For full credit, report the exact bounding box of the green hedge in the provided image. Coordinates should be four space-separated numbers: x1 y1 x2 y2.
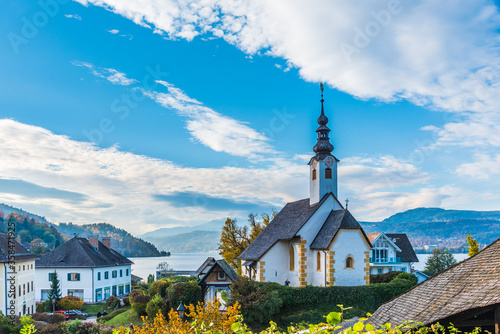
96 308 128 323
229 277 415 326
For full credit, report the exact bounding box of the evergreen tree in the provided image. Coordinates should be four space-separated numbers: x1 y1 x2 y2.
466 233 479 257
423 248 457 276
47 271 61 301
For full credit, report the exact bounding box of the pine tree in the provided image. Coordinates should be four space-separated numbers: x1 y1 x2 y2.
423 248 457 276
47 271 61 301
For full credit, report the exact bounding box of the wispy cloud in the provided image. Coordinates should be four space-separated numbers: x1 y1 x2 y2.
65 14 82 21
107 29 119 34
72 61 138 86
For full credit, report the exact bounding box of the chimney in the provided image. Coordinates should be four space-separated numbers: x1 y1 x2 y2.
101 237 111 249
88 235 99 249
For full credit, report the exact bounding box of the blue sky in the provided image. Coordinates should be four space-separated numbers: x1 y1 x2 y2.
2 0 500 234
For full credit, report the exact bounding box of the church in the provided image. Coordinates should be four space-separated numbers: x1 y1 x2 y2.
239 86 372 287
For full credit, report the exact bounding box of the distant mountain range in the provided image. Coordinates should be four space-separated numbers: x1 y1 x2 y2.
0 203 52 226
141 208 500 253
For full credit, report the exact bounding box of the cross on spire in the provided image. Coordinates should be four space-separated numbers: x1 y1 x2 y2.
345 198 349 210
313 82 334 159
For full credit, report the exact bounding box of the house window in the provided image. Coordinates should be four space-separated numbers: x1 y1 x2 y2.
104 287 110 299
23 265 25 271
126 269 129 276
27 283 29 293
23 284 25 296
325 168 332 179
289 245 295 271
120 269 123 277
18 285 21 296
125 283 130 294
112 270 117 278
316 252 321 271
105 271 109 279
31 281 33 291
218 272 226 281
48 273 56 281
95 288 102 301
31 264 33 269
377 268 382 274
312 169 317 180
68 289 84 299
345 256 354 269
112 285 117 296
67 273 80 281
41 289 50 301
98 272 101 280
118 284 124 295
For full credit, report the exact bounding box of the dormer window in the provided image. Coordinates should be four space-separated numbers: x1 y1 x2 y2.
312 169 317 180
325 168 332 179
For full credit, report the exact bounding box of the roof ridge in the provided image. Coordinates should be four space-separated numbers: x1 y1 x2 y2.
75 238 102 267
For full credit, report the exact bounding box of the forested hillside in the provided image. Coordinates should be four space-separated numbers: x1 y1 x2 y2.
0 211 65 256
57 222 167 257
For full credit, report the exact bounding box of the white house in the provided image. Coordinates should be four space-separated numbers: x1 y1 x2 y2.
0 232 37 316
366 232 418 275
36 236 133 303
239 87 372 287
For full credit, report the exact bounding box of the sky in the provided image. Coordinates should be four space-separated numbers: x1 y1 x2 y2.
2 0 500 235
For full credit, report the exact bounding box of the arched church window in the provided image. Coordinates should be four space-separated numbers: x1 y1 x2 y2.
316 252 321 271
345 255 354 269
325 168 332 179
312 169 317 180
289 245 295 271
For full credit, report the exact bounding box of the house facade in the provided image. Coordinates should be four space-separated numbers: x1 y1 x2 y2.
0 232 37 316
196 257 238 310
239 87 372 287
367 233 418 275
36 236 133 303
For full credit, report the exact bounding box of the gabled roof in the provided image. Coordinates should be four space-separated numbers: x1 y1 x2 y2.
310 209 371 249
239 195 331 261
386 233 418 262
367 232 402 252
0 232 37 263
36 237 133 268
197 258 239 284
369 238 500 327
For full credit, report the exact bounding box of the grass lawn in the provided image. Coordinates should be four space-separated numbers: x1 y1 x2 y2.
80 303 108 315
105 308 143 327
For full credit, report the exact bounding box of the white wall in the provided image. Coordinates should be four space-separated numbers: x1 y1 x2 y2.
310 159 338 205
260 240 294 285
36 265 131 303
331 230 370 286
1 260 36 316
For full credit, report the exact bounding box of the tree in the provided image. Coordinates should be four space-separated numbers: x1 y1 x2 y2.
218 212 276 275
58 295 83 310
466 233 479 257
47 271 61 301
423 248 457 276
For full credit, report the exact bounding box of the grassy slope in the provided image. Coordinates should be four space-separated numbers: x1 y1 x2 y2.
105 308 143 327
80 304 108 315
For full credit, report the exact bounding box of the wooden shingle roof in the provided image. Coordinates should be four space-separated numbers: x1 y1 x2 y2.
36 237 133 268
369 238 500 326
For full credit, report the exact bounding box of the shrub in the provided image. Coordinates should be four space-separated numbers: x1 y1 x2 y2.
369 271 402 284
63 321 102 334
393 272 418 286
131 294 151 316
96 308 128 323
106 295 120 310
167 281 201 310
168 276 194 284
58 295 83 311
123 297 130 306
146 294 169 319
32 313 66 324
282 310 325 325
36 302 45 313
129 290 144 303
150 279 171 298
35 323 60 334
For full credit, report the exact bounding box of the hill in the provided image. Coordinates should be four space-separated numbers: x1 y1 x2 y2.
361 207 500 252
145 230 220 253
140 219 225 239
56 222 167 257
0 203 52 226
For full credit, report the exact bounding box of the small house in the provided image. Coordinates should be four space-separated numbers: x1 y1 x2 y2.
196 257 238 309
367 233 418 275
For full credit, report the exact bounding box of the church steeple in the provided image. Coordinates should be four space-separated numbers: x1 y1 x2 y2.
313 83 334 159
309 83 339 205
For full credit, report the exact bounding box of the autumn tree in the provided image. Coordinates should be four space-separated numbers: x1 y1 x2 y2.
219 212 276 275
466 233 479 257
58 295 83 310
423 248 457 276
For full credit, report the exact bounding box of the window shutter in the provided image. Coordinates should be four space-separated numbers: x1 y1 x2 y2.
77 273 80 281
67 273 71 281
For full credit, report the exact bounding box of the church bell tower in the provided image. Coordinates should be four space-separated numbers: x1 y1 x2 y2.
309 83 339 205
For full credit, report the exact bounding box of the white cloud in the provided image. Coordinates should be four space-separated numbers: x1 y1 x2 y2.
65 14 82 20
72 61 138 86
108 29 120 34
456 153 500 179
74 0 500 114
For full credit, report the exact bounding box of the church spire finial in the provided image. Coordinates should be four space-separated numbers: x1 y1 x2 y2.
313 83 334 158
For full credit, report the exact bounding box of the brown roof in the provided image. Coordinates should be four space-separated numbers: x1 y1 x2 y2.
0 232 37 263
369 237 500 326
366 233 382 243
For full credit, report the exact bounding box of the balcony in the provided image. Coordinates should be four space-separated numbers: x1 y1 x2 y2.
370 257 402 264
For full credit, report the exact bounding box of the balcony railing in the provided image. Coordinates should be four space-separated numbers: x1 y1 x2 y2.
370 257 402 264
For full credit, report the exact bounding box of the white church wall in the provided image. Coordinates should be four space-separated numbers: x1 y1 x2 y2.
309 250 328 286
331 230 370 286
260 240 298 286
310 160 338 205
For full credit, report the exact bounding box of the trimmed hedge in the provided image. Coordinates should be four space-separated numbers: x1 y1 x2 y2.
229 277 415 325
370 271 403 284
32 313 66 324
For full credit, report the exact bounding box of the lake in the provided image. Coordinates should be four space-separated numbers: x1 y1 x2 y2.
128 253 221 280
128 252 468 280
